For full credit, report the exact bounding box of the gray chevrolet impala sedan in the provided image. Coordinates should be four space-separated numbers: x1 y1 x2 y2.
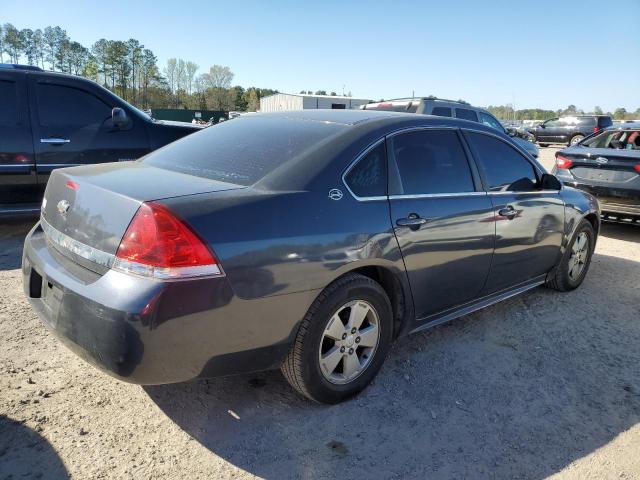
22 110 600 403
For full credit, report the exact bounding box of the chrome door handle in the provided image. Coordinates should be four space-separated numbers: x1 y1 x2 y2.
40 138 70 145
498 206 518 219
396 214 428 228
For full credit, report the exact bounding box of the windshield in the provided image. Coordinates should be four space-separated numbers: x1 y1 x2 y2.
143 115 344 185
582 129 640 150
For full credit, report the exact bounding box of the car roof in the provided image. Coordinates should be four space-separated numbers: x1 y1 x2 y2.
249 110 500 132
559 115 611 119
607 122 640 130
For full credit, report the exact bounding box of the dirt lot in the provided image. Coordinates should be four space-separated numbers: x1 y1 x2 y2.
1 147 639 479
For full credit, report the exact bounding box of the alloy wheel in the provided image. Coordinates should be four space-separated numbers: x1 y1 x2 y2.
568 232 589 281
318 300 380 384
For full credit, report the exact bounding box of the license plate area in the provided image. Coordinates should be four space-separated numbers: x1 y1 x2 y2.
39 273 63 324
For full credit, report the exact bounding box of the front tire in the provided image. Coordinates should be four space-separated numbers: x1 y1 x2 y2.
546 219 595 291
538 142 549 148
281 273 393 404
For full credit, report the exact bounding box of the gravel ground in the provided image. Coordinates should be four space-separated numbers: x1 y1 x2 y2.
1 147 639 479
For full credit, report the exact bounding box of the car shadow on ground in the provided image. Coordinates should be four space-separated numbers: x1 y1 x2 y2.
599 221 640 242
0 218 36 271
146 250 640 479
0 415 69 479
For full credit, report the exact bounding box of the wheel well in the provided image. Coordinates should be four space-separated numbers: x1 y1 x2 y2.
584 212 600 237
349 266 407 338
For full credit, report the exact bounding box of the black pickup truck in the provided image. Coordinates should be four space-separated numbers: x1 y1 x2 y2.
0 64 201 215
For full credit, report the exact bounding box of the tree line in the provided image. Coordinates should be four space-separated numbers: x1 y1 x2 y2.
2 23 636 118
0 23 279 111
487 104 640 121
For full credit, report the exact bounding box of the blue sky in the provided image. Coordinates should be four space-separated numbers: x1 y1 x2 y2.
3 0 639 111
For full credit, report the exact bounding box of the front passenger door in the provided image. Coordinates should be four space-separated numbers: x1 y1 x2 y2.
464 131 564 293
28 77 150 194
388 129 495 320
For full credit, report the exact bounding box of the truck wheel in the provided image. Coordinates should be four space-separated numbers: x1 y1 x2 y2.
569 134 584 146
281 273 393 404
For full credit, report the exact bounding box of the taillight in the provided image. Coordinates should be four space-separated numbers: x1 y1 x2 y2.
555 154 573 169
634 165 640 173
114 202 223 279
593 127 599 134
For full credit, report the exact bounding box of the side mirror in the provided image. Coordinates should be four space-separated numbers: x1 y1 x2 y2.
539 123 546 128
541 173 562 190
112 107 128 128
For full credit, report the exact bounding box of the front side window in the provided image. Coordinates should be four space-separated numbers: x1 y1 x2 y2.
456 108 478 122
389 130 475 195
543 118 562 128
466 132 538 192
431 107 452 117
479 112 504 132
36 83 112 127
344 143 386 197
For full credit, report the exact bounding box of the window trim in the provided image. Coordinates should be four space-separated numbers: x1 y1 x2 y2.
342 125 557 202
341 138 388 201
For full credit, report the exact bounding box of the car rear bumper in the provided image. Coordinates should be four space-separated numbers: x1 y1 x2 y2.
557 178 640 223
22 222 314 384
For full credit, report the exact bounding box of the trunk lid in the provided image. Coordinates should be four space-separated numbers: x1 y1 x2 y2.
42 162 244 256
560 147 640 184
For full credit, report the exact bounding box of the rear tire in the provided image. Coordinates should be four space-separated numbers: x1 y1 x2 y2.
546 219 595 292
281 273 393 404
538 142 549 148
569 134 584 146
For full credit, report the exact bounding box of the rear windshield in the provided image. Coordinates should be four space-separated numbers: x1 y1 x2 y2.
144 116 344 185
582 129 640 149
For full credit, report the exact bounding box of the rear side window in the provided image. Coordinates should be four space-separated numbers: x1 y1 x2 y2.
466 132 538 192
145 116 344 186
344 143 386 198
431 107 452 117
36 84 112 126
389 130 475 195
455 108 478 122
0 80 18 125
598 117 613 128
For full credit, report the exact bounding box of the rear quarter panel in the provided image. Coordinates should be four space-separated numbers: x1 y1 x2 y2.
162 187 405 300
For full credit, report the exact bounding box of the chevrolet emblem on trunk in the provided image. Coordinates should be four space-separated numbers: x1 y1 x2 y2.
57 199 70 214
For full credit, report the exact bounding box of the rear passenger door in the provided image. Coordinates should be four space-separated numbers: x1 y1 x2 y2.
387 128 495 320
0 71 37 206
464 131 564 292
